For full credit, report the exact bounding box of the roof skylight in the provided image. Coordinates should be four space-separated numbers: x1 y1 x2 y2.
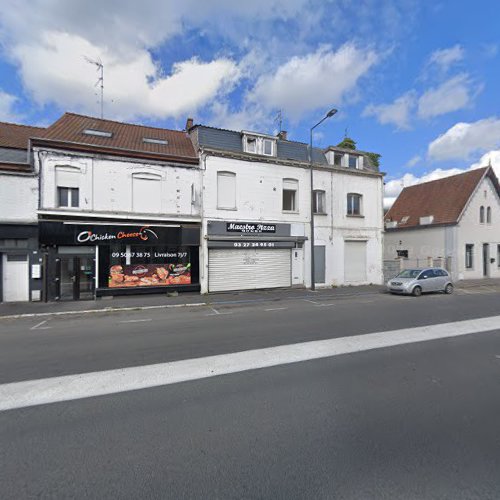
83 129 113 138
143 137 168 145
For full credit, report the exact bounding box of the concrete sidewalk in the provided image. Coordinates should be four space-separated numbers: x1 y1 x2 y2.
0 285 385 319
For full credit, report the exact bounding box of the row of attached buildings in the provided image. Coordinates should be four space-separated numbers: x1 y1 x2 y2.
0 113 384 302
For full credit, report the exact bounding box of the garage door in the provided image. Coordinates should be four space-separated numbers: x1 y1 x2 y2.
344 241 367 283
2 254 29 302
209 249 291 292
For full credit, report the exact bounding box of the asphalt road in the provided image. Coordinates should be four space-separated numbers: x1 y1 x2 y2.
1 328 500 499
0 288 500 383
1 289 500 498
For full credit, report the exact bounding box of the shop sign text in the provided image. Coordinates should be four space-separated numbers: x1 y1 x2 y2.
226 222 276 234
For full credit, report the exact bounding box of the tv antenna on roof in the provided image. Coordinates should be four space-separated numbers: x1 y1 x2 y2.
274 109 284 132
84 56 104 119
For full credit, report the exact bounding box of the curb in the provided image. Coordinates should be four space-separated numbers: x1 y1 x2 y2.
0 302 209 320
0 289 386 320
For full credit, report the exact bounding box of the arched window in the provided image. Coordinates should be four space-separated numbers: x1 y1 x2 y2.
217 171 236 209
487 206 492 224
480 206 485 223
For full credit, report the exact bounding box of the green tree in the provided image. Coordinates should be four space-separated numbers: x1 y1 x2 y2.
336 137 357 150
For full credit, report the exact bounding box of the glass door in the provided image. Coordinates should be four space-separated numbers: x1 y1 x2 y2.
58 256 95 300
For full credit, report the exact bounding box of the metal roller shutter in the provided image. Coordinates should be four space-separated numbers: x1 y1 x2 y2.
209 249 291 292
344 241 367 283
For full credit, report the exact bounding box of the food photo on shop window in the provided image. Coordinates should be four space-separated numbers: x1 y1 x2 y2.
107 244 192 288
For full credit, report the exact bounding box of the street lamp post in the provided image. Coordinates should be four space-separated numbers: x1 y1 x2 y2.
309 108 337 291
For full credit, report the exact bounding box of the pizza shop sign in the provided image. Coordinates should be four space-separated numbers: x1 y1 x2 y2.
76 226 159 244
226 222 276 234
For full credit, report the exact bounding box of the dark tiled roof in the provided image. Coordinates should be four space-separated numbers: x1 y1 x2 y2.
0 122 45 149
385 167 498 229
39 113 198 162
193 125 379 172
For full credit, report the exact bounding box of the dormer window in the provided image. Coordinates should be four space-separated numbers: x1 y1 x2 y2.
83 129 113 138
242 133 276 156
263 139 273 156
334 152 343 166
143 137 168 145
401 216 410 224
246 137 257 153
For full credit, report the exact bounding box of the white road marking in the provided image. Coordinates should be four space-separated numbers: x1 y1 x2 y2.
314 303 336 307
206 307 232 316
30 320 51 331
303 299 319 304
265 307 288 311
119 319 152 324
1 315 500 412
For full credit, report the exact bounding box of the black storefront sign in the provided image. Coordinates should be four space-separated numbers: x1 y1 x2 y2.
39 222 196 246
226 222 276 234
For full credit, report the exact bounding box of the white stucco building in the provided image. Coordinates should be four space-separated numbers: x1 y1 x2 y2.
384 167 500 280
189 124 384 293
33 113 202 301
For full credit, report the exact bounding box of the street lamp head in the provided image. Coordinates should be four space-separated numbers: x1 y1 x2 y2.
326 108 338 118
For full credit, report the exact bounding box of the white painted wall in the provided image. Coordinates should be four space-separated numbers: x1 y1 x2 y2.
384 175 500 280
456 175 500 279
36 149 201 219
0 173 38 223
199 154 384 292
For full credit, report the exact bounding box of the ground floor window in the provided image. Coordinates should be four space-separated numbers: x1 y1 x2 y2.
103 244 193 288
465 244 474 269
497 244 500 268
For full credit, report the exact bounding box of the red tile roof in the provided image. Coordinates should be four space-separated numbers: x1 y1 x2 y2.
385 167 499 229
0 122 45 150
37 113 198 163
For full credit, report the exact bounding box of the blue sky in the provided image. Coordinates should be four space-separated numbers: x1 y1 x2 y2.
0 0 499 204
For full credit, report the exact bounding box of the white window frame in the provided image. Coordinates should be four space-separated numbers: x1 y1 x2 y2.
217 171 237 210
242 134 276 157
347 193 363 216
313 190 326 214
57 186 80 208
262 138 274 156
283 178 298 213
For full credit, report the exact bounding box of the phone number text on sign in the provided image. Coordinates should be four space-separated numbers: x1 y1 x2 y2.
233 242 275 248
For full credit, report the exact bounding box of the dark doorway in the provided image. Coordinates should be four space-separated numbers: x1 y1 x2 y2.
57 256 95 300
483 243 489 277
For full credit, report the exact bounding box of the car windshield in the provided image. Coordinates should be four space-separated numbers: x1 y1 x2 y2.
396 269 421 278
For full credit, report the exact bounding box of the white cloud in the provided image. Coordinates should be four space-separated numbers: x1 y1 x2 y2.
427 45 464 72
428 117 500 160
0 90 20 122
248 44 378 120
363 92 415 129
417 74 479 119
11 31 241 120
0 0 312 120
405 155 421 168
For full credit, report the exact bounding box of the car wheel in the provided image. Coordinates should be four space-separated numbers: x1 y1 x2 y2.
412 286 422 297
445 283 454 294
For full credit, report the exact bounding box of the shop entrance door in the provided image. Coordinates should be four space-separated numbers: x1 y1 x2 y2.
58 256 95 300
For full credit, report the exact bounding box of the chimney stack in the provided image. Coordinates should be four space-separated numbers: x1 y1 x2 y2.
277 130 287 140
185 117 194 130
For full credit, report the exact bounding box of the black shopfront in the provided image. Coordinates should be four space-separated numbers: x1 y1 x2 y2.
39 221 200 301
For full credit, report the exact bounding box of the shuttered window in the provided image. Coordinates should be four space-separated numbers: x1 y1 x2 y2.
217 171 236 209
132 173 162 213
